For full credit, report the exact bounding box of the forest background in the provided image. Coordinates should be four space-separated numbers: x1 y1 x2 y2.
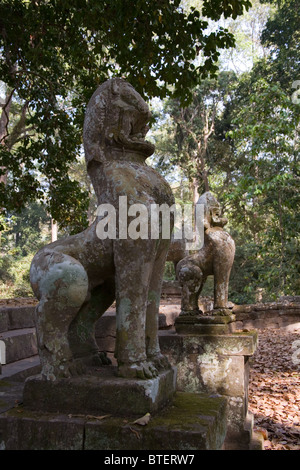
0 0 299 303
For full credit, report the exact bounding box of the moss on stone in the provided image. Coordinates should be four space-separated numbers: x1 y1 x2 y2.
151 392 224 427
2 391 227 450
232 330 257 337
0 380 13 388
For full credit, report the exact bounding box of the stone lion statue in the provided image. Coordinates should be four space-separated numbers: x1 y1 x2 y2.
30 78 174 381
176 191 235 315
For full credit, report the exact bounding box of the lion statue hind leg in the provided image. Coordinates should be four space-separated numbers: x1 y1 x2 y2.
30 250 89 380
68 280 115 367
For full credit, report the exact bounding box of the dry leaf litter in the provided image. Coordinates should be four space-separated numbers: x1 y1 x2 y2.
248 328 300 450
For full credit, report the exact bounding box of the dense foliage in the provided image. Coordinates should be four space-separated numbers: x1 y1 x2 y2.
0 202 50 296
0 0 298 301
153 0 299 302
0 0 251 231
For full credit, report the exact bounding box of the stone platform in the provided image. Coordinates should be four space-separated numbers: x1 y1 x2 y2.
0 298 267 450
0 391 227 450
174 310 236 335
23 366 176 417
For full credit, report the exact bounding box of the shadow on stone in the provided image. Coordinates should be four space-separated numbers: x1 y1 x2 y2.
23 366 177 417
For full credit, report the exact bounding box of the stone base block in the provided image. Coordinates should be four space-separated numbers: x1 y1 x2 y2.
0 392 227 450
159 329 258 449
23 366 176 416
159 330 257 396
175 312 236 335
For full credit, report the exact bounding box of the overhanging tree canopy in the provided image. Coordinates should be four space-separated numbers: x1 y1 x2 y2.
0 0 251 231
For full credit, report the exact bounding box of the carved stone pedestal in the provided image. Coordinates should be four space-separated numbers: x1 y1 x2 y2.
175 310 236 335
23 366 176 416
159 324 259 450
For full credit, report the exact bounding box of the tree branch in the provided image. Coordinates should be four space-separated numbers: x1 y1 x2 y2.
6 101 30 149
14 69 55 97
0 88 15 144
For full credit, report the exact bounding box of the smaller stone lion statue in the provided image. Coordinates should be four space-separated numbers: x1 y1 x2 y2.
176 192 235 315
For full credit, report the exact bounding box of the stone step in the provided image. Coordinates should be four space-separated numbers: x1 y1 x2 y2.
0 328 38 364
0 306 35 333
0 391 227 450
0 356 41 381
0 380 25 415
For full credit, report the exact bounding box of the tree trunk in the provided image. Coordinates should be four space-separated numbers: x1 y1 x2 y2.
196 106 213 194
0 90 14 185
192 178 200 204
0 91 14 245
278 191 286 292
197 142 210 193
51 218 58 242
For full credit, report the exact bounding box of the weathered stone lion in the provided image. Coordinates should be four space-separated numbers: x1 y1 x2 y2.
176 191 235 315
30 78 174 381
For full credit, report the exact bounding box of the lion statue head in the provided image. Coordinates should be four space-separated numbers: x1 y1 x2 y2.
197 191 228 230
83 78 155 166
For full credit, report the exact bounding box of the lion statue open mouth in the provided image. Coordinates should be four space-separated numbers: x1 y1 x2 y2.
30 78 174 381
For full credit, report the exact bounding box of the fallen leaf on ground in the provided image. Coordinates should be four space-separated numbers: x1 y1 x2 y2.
133 412 151 426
